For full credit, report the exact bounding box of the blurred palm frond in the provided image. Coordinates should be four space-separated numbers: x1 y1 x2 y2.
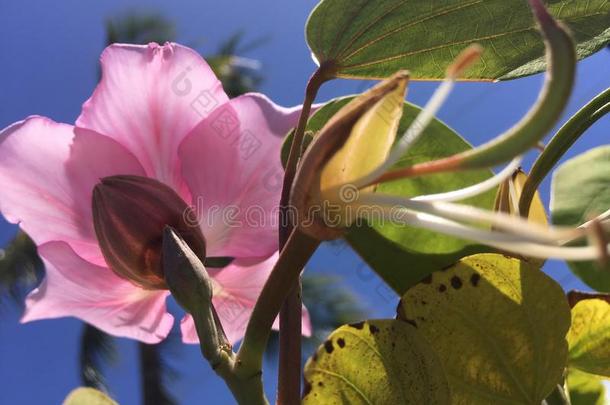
140 338 180 405
80 324 117 393
106 12 176 45
0 231 43 308
208 32 266 97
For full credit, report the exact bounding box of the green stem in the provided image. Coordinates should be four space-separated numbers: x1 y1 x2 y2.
519 87 610 216
237 229 320 378
163 228 269 405
191 307 268 405
279 67 327 244
276 66 328 404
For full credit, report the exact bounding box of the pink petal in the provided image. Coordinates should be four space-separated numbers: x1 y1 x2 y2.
77 43 229 194
0 116 145 264
179 93 304 258
181 253 312 344
22 241 173 343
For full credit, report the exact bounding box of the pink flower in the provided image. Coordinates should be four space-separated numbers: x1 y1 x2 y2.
0 42 312 344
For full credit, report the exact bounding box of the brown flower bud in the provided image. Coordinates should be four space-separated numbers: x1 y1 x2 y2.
290 71 409 240
92 175 206 290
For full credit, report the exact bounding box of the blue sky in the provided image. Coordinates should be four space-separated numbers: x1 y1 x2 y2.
0 1 608 404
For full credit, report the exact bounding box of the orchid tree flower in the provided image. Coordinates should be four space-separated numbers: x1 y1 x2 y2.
0 42 311 345
290 1 610 263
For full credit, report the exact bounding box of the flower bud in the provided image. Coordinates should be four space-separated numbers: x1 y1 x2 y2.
92 175 206 290
290 71 409 240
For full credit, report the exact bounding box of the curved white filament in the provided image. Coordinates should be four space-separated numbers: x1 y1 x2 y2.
382 208 606 261
412 156 523 202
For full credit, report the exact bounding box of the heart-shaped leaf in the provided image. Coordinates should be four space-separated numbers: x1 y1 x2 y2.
568 298 610 376
567 369 607 405
306 0 610 80
283 96 495 294
399 253 571 404
63 388 117 405
302 319 450 404
551 146 610 291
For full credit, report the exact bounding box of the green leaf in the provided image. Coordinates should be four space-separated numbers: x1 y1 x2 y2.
302 319 450 404
284 96 495 294
306 0 610 80
551 146 610 291
567 369 607 405
568 299 610 377
399 254 571 404
63 387 117 405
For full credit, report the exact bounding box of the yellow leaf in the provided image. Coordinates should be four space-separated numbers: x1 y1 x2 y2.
400 253 571 404
63 388 117 405
568 299 610 377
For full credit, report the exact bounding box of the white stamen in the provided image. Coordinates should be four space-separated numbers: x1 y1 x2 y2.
412 156 523 202
358 192 582 244
382 208 606 261
560 208 610 245
578 209 610 230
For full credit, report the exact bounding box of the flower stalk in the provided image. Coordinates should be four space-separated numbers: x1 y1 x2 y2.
238 229 320 380
163 227 269 405
276 65 331 404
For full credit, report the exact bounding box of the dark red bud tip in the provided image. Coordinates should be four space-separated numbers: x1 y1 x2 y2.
92 175 206 290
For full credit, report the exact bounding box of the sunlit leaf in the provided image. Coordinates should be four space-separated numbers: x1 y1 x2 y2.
551 146 610 291
62 387 117 405
306 0 610 80
399 253 571 404
568 298 610 377
302 319 450 404
567 369 607 405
